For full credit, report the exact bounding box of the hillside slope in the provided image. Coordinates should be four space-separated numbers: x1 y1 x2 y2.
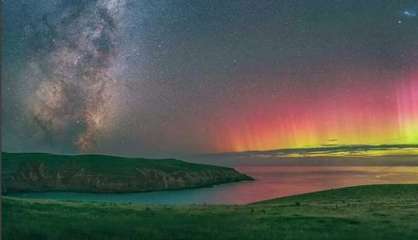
1 152 252 193
3 184 418 240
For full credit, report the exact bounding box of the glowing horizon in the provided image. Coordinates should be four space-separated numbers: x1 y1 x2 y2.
211 70 418 153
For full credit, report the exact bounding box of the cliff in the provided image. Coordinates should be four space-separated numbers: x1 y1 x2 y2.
2 152 253 193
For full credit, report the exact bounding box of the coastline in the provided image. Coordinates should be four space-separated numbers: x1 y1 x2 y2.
2 152 253 194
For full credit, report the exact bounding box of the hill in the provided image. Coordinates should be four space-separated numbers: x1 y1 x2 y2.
1 152 252 193
3 184 418 239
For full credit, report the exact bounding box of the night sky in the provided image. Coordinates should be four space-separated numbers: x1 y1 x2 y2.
2 0 418 156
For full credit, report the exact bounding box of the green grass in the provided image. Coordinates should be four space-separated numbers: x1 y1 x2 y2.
3 184 418 240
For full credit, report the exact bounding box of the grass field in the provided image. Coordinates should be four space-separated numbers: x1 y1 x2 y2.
3 184 418 240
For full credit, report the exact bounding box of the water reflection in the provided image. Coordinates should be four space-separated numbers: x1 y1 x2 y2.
10 166 418 204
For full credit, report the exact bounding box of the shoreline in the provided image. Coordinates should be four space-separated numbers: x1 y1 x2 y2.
3 177 255 196
2 152 253 194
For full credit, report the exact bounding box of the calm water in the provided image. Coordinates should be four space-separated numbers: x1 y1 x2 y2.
9 165 418 204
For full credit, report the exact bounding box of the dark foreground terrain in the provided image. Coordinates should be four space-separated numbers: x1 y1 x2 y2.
3 184 418 240
2 152 252 193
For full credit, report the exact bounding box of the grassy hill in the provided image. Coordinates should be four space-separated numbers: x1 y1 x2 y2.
1 152 252 193
3 184 418 240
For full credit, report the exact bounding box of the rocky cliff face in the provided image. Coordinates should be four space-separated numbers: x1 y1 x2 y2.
2 153 253 193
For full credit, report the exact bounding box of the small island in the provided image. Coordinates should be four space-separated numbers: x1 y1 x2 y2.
1 152 253 193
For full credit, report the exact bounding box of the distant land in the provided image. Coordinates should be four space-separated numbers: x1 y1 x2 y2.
4 184 418 239
1 152 252 193
190 144 418 167
207 144 418 158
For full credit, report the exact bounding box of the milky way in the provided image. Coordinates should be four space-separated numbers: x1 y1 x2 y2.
23 0 125 152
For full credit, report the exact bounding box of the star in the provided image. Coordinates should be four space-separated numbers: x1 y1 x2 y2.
402 9 417 18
